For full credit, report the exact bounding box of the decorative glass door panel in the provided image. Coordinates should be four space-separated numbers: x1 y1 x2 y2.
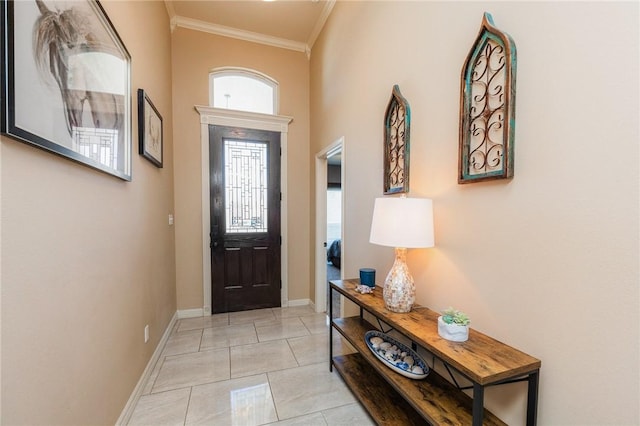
224 140 268 234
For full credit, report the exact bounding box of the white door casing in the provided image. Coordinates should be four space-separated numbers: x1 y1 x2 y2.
314 137 345 314
196 106 292 315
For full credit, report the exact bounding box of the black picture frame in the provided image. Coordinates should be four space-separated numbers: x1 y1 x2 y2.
1 0 132 180
137 89 163 168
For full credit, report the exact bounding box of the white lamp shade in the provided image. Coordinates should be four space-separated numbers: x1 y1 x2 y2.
369 197 434 248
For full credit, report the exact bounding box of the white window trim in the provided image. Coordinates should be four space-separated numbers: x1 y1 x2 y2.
209 67 279 115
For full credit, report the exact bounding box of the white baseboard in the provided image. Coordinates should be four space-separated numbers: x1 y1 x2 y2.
116 312 177 425
287 298 311 307
177 308 204 318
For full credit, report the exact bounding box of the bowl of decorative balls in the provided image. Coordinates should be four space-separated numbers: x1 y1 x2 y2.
364 330 429 380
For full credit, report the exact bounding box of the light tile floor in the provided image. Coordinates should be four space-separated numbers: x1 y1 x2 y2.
128 305 374 426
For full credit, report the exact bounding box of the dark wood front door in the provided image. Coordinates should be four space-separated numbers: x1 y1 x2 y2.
209 125 281 314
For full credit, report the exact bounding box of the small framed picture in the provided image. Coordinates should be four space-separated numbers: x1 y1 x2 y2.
137 89 163 168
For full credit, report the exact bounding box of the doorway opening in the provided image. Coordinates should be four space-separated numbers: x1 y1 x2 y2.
326 153 342 316
315 138 344 316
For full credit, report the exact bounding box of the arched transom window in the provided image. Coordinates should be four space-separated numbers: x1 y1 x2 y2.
209 68 278 115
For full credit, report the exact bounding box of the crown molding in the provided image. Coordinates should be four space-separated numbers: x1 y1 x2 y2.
163 0 177 32
171 15 308 53
307 0 335 52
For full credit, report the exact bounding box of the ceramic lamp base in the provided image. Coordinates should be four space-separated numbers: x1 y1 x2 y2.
383 248 415 313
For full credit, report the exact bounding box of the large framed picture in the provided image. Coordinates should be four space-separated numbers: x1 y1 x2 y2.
1 0 132 180
137 89 163 168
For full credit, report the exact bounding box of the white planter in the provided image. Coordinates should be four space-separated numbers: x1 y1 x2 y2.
437 316 469 342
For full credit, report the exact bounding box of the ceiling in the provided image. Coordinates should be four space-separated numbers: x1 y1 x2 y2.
164 0 335 54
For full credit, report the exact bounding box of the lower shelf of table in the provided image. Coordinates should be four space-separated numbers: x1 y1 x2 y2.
333 354 427 425
332 316 506 426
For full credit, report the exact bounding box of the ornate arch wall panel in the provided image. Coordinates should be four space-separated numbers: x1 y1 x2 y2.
384 85 411 194
459 12 517 184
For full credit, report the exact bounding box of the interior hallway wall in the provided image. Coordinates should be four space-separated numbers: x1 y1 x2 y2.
171 29 311 309
310 2 639 424
1 1 176 424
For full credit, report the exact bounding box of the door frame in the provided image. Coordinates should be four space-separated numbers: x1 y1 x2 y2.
196 106 292 315
314 137 345 314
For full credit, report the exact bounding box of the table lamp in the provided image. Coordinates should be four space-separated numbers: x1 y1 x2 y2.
369 196 434 313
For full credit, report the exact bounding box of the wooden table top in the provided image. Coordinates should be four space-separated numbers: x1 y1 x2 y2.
331 279 541 385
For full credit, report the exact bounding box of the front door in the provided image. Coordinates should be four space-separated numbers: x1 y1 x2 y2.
209 125 281 313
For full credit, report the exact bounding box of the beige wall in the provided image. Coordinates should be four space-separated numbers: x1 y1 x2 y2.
311 1 638 425
1 1 176 424
171 29 311 310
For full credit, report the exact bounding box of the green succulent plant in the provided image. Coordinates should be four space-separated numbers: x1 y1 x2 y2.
441 307 470 326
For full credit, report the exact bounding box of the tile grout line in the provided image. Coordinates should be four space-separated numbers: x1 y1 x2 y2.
182 387 193 426
197 328 204 352
285 333 302 368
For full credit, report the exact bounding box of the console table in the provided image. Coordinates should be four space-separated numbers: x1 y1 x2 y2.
329 279 541 426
